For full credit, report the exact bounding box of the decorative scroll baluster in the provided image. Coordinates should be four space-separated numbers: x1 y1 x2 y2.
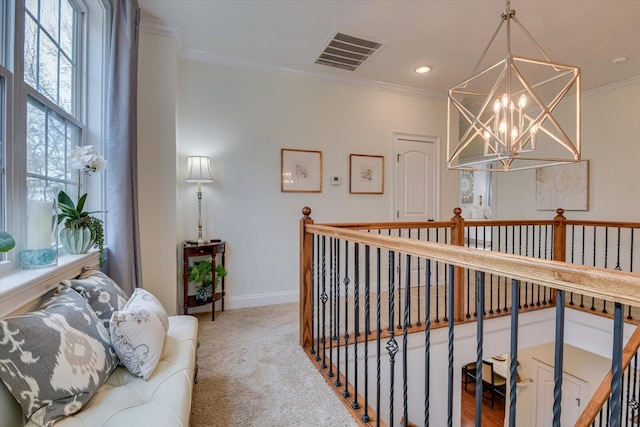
508 279 520 427
321 236 327 369
475 271 485 427
403 254 411 427
353 243 360 409
631 353 639 424
343 241 350 399
387 250 398 427
361 245 370 422
447 264 455 427
444 232 449 322
424 258 431 427
553 289 565 427
610 302 623 427
376 246 381 427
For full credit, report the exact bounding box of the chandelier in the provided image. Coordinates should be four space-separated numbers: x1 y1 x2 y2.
447 0 581 172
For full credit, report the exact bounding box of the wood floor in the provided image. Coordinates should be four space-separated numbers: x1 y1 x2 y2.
460 382 506 427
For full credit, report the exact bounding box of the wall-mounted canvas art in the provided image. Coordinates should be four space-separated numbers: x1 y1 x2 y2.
536 160 588 211
349 154 384 194
281 149 322 192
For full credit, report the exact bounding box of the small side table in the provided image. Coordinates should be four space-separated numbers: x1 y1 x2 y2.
182 240 226 321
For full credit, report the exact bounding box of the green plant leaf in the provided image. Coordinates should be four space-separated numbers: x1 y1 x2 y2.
0 230 15 253
76 193 88 212
58 191 75 210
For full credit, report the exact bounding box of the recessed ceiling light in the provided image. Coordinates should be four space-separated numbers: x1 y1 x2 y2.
415 65 431 74
612 55 627 64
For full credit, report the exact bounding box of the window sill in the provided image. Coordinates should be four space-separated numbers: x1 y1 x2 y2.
0 251 100 318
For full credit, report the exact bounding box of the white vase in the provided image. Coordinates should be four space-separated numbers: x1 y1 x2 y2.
60 227 95 254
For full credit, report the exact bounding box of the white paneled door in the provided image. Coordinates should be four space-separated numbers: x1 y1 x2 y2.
395 134 438 222
534 361 587 427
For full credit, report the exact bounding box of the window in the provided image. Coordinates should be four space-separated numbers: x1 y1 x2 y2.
0 0 109 273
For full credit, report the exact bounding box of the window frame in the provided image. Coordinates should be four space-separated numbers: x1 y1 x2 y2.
0 0 110 279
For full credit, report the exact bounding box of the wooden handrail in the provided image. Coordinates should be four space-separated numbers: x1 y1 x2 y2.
565 219 640 228
305 223 640 307
575 325 640 426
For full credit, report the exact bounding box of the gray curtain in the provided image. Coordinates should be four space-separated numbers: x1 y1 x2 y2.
105 0 141 294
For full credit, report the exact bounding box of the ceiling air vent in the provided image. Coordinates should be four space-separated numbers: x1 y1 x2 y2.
314 32 383 72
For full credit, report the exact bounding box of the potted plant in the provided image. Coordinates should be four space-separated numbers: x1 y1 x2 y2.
58 191 105 266
187 260 227 303
0 230 15 253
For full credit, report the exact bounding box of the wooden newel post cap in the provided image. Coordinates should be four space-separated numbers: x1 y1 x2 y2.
302 207 312 218
453 207 462 217
555 208 565 219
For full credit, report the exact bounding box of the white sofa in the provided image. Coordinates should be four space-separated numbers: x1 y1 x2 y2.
0 311 198 426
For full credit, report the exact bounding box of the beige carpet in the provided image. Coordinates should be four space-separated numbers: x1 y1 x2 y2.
190 303 358 427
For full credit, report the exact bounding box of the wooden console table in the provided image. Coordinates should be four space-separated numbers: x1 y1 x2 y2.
182 240 226 321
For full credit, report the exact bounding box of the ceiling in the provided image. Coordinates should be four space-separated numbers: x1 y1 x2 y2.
138 0 640 96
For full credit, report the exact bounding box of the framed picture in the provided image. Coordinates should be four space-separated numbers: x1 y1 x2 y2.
349 154 384 194
281 148 322 192
536 160 589 211
460 170 474 204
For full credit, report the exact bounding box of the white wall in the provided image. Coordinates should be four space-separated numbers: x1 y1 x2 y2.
137 32 179 313
495 80 640 222
174 59 456 309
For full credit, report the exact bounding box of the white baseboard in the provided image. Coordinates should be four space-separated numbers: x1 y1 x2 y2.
186 290 299 314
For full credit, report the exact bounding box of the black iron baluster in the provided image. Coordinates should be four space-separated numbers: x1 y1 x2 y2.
328 237 334 378
488 226 495 315
475 271 485 427
536 225 542 306
447 264 455 427
569 225 575 305
496 226 502 314
397 229 403 330
343 240 350 399
508 279 520 427
315 235 321 360
524 226 529 308
544 224 549 304
310 234 316 356
334 239 342 388
580 226 586 308
376 246 381 427
424 258 431 427
611 302 624 427
603 228 609 314
417 229 422 326
625 347 632 426
504 226 509 312
403 254 411 427
321 236 328 369
630 228 635 319
387 250 398 427
361 245 370 422
631 353 639 425
591 226 597 311
444 232 449 321
518 226 523 309
466 265 472 318
552 289 565 427
435 229 441 323
353 243 360 409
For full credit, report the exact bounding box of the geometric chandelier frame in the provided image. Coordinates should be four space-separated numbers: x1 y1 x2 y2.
447 0 581 172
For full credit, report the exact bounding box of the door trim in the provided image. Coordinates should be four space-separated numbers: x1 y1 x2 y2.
392 132 441 221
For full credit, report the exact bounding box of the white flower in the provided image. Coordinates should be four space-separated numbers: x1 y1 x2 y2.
69 145 107 176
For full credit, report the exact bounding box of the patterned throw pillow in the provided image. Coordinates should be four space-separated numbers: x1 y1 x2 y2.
109 289 168 380
122 288 169 332
0 286 118 427
61 269 129 331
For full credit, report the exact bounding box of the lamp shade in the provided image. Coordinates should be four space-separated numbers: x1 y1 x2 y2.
185 156 214 183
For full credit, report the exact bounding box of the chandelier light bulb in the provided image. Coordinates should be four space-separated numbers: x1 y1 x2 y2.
499 120 507 134
518 94 527 109
511 126 518 139
501 94 509 108
493 99 501 112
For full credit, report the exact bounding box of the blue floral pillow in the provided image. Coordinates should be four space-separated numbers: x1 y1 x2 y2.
0 286 118 426
61 269 129 332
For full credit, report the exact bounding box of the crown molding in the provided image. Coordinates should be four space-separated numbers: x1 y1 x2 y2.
181 48 445 100
139 17 184 52
583 75 640 98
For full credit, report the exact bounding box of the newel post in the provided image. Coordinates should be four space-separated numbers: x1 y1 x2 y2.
451 207 465 322
300 207 314 348
552 208 567 304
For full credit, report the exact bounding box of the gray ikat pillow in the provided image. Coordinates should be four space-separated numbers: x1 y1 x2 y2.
61 269 129 332
0 286 118 427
